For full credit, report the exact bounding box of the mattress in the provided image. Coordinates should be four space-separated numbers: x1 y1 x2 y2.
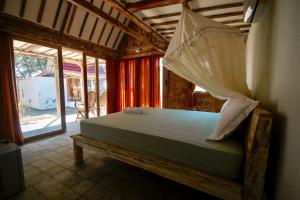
80 109 244 180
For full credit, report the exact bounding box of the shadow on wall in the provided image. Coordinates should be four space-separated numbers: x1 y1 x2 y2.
246 1 289 199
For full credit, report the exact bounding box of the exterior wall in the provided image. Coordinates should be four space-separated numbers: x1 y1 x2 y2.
246 0 300 199
18 77 57 110
163 70 224 112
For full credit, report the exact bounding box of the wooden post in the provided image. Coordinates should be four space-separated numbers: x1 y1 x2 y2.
57 47 66 132
73 140 83 164
82 53 88 119
242 109 272 200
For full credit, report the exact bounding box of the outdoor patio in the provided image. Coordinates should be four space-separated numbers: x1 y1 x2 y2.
20 107 83 138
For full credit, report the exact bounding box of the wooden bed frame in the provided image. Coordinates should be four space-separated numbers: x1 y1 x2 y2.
71 108 272 200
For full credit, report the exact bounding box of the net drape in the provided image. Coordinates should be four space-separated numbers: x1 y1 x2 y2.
164 8 252 100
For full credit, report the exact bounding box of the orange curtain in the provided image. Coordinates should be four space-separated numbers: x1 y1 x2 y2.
125 59 137 107
0 32 24 145
117 60 126 111
139 57 151 107
150 55 160 108
106 55 161 113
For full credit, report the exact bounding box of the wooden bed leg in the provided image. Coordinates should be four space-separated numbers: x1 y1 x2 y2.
73 140 83 164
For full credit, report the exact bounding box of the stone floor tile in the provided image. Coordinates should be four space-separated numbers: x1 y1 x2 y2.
72 179 94 194
33 178 67 199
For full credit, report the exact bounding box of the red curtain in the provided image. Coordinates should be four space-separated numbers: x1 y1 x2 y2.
106 59 118 114
150 55 160 108
0 32 24 145
106 55 160 113
117 60 126 111
139 57 150 107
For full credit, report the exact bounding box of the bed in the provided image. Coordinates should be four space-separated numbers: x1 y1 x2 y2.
71 108 272 200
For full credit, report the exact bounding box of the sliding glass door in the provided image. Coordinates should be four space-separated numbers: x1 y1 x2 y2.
13 39 65 140
84 55 107 118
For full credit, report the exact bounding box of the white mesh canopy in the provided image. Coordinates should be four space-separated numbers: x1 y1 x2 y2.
163 8 252 100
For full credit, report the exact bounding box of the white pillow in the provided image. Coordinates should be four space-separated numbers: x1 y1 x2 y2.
207 97 259 140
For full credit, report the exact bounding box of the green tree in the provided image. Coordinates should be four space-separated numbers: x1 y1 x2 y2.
14 55 53 78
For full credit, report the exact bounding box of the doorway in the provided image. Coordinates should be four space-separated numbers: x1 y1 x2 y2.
13 39 65 140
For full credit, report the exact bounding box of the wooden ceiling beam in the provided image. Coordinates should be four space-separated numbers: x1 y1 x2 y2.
105 12 120 46
0 12 119 58
143 2 244 21
89 1 104 41
144 11 243 21
89 18 98 41
79 0 94 38
19 0 27 17
193 2 243 12
151 19 246 28
150 20 177 27
156 27 176 32
37 0 46 23
161 32 174 35
143 12 180 21
60 2 72 33
97 7 113 44
66 5 77 33
127 0 184 13
68 0 167 52
234 24 251 29
113 18 127 49
52 0 63 28
104 0 168 44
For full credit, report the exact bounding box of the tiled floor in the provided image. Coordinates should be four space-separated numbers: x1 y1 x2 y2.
13 128 219 200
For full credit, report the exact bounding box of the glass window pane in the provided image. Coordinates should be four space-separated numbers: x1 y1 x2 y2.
14 40 62 138
98 59 107 116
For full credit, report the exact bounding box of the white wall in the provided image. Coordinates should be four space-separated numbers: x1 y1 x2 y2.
18 77 57 110
246 0 300 199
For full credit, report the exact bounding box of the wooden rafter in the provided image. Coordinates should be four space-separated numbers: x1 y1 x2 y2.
97 7 113 44
105 12 120 46
160 32 174 35
193 2 243 13
235 24 251 29
0 12 119 58
60 2 72 33
89 18 98 41
79 0 94 38
151 19 247 28
37 0 47 23
156 27 176 32
52 0 63 28
68 0 167 52
127 0 187 12
143 12 180 21
113 18 127 49
19 0 27 17
89 1 105 41
67 5 77 33
142 1 244 21
157 20 249 33
104 0 168 44
144 11 244 21
150 20 177 27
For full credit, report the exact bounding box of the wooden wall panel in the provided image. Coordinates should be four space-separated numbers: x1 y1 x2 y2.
164 70 225 112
